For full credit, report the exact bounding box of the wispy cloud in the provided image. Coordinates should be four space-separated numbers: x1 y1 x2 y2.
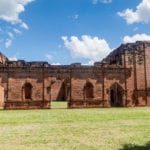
92 0 112 4
45 53 53 60
73 14 79 20
133 27 138 32
13 28 22 34
68 14 79 21
8 32 14 38
20 22 29 30
5 39 12 48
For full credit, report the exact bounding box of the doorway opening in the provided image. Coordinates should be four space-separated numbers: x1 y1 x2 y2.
51 82 68 109
110 83 123 107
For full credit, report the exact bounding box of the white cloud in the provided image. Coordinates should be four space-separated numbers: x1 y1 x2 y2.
20 22 29 30
13 28 22 34
58 45 62 49
8 32 14 38
68 14 79 21
51 63 61 65
62 35 111 62
123 34 150 43
5 32 14 48
118 0 150 24
9 56 18 61
93 0 112 4
133 27 138 32
83 60 95 65
0 39 4 43
73 14 79 20
45 54 53 60
45 54 61 65
0 0 33 29
5 39 12 48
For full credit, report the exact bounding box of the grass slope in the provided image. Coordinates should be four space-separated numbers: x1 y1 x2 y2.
0 103 150 150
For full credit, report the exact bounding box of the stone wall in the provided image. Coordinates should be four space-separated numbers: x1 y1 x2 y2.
0 41 150 109
68 64 130 108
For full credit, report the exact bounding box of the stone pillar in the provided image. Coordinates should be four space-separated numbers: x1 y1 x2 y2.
0 86 4 109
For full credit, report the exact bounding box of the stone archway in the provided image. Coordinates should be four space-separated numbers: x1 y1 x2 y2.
110 83 123 107
0 86 4 109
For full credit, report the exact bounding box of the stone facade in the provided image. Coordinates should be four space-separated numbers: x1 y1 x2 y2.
0 41 150 109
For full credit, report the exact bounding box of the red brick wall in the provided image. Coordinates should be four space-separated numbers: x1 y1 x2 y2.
0 42 150 109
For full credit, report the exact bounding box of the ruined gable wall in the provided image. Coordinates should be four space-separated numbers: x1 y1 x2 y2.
106 41 150 107
124 46 135 107
133 43 146 106
145 42 150 106
103 42 149 107
103 44 134 106
124 42 150 106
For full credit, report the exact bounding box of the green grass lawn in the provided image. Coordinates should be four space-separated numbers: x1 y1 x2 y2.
0 104 150 150
51 101 68 109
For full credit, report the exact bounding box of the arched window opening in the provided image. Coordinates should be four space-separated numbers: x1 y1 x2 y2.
24 83 32 99
85 82 94 99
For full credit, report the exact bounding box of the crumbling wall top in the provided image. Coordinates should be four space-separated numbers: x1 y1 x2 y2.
0 52 8 65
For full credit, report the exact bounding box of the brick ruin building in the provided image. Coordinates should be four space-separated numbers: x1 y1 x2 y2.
0 41 150 109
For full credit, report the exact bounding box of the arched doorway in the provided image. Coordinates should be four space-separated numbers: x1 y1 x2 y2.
110 89 115 105
56 82 66 101
85 82 94 99
51 81 68 109
24 83 32 99
110 83 123 107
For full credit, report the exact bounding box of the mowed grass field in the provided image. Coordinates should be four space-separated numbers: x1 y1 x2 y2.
0 102 150 150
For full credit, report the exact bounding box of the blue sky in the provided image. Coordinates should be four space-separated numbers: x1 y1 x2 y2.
0 0 150 65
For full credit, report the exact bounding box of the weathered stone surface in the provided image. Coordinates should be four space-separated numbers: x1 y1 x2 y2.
0 41 150 109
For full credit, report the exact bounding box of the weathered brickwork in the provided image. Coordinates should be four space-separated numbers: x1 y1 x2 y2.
0 41 150 109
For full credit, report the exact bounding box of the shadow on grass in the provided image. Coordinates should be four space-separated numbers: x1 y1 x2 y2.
120 142 150 150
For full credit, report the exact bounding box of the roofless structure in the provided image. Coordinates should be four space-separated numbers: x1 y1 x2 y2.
0 41 150 109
